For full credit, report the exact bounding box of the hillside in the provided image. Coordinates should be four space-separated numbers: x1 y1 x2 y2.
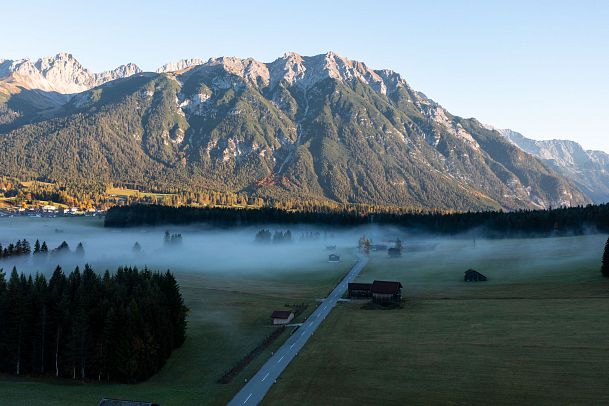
0 52 590 211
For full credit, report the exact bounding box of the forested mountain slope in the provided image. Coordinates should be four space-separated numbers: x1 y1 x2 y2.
0 52 590 210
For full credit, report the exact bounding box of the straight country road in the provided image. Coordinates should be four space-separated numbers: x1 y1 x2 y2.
227 251 369 406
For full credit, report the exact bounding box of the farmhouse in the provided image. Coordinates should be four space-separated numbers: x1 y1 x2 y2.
271 310 294 325
464 269 487 282
328 254 340 262
370 280 403 303
348 282 372 298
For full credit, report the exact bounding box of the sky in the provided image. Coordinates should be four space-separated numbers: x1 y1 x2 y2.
2 0 609 151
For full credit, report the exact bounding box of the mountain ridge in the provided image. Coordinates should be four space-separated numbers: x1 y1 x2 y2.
497 128 609 203
0 51 594 211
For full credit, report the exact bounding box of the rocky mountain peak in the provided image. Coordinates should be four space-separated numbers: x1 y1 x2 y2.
156 58 205 73
0 52 141 94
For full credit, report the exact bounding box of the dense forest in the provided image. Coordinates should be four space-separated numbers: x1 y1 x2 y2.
105 203 609 237
0 265 187 383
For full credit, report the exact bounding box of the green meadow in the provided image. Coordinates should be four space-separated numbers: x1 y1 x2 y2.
264 235 609 405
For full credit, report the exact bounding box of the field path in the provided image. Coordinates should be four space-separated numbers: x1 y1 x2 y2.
227 251 368 406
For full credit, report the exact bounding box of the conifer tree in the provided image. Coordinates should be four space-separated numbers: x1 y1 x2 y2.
75 242 85 257
602 237 609 277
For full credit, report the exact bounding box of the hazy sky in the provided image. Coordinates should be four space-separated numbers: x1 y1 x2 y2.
3 0 608 151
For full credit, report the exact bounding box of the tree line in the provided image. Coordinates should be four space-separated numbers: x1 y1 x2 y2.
105 203 609 237
0 239 85 260
254 229 293 244
0 265 188 383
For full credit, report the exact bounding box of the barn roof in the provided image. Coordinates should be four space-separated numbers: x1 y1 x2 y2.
371 280 403 294
271 310 294 319
464 269 486 276
348 282 372 291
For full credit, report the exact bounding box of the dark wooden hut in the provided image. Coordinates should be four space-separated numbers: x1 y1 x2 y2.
464 269 487 282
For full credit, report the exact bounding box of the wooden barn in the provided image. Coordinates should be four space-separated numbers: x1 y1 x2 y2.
328 254 340 262
464 269 487 282
371 280 403 303
348 282 372 298
271 310 294 325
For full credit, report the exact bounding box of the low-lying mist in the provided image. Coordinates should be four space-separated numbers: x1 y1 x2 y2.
0 217 605 281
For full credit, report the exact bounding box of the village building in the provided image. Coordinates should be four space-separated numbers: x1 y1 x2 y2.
348 282 372 298
42 204 58 213
370 280 403 303
328 254 340 262
464 269 487 282
271 310 294 325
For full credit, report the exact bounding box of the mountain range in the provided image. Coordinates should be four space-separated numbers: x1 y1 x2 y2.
0 51 602 211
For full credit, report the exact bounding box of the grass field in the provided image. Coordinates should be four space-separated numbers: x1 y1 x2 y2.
264 235 609 405
0 229 356 406
106 186 175 199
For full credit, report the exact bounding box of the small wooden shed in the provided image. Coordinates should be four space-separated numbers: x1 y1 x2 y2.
348 282 372 298
370 280 403 303
328 254 340 262
271 310 295 325
464 269 487 282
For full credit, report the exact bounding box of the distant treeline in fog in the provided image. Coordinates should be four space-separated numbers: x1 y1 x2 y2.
105 204 609 236
0 265 187 383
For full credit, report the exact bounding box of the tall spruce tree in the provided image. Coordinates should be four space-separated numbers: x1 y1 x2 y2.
602 237 609 277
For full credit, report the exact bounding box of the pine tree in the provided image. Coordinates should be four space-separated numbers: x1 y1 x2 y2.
132 242 142 253
40 242 48 254
602 237 609 277
34 240 41 254
7 267 26 375
0 269 7 371
75 242 85 257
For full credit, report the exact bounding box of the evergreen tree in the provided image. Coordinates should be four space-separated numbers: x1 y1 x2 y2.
0 269 7 371
34 240 41 254
0 265 187 382
40 242 48 254
7 268 26 375
132 242 142 253
602 237 609 277
75 242 85 257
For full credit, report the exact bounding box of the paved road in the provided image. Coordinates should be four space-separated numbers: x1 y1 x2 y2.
228 252 369 406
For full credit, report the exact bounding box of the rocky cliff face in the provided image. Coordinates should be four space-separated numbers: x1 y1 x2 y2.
0 51 592 210
0 52 142 94
498 128 609 203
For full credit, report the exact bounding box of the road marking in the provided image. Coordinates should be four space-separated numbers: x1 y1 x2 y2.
244 393 252 403
262 372 270 382
278 355 285 363
290 343 295 349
